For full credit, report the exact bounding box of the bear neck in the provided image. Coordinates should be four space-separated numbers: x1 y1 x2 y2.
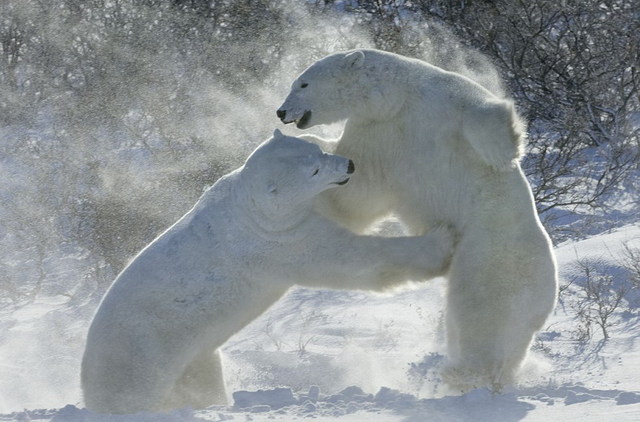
353 59 409 123
231 177 312 240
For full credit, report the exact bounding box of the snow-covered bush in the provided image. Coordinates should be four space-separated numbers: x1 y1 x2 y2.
567 256 638 342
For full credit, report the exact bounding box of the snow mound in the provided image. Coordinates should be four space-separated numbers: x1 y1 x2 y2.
5 384 640 422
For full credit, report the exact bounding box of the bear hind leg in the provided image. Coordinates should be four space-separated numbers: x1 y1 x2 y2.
169 348 227 409
82 358 174 414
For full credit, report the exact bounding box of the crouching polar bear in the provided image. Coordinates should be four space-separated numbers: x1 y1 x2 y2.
81 130 454 414
277 49 558 391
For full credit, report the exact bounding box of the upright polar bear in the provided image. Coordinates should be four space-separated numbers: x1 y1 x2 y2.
277 49 558 391
81 130 454 414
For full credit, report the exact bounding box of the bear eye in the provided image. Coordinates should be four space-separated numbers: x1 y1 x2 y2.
301 83 309 88
311 168 319 176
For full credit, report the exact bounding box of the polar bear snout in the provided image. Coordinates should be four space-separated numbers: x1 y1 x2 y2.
347 159 355 174
277 108 312 129
276 107 297 124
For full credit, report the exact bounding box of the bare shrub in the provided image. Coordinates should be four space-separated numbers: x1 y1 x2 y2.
570 258 632 341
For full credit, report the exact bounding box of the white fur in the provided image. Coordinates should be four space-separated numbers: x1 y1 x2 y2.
278 49 558 391
81 130 454 414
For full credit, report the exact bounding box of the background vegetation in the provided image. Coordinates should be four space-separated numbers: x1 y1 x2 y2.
1 0 638 308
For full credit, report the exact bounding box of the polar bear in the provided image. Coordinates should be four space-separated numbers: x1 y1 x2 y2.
277 49 558 391
81 130 454 414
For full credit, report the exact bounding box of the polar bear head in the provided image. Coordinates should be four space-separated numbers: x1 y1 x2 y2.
277 49 525 170
276 51 370 129
239 130 354 227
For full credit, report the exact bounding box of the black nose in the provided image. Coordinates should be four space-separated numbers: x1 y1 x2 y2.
276 109 286 120
347 160 355 174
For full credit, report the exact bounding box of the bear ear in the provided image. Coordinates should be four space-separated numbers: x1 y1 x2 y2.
273 129 284 139
343 51 365 70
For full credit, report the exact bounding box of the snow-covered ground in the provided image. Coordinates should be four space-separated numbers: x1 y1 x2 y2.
1 224 639 421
